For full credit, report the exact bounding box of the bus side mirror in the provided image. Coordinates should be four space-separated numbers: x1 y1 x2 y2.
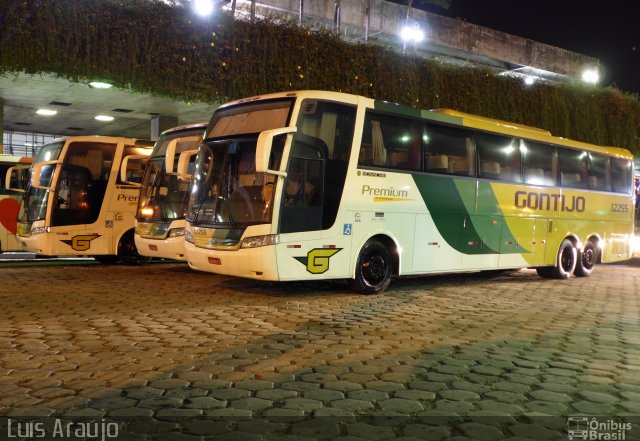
31 160 60 190
256 127 296 176
4 165 30 193
164 139 180 173
120 155 148 187
176 149 199 181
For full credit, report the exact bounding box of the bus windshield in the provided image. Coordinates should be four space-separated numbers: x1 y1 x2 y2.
18 141 64 223
138 130 204 222
188 138 283 228
188 99 292 228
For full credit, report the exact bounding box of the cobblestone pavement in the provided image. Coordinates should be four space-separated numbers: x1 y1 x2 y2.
1 260 640 440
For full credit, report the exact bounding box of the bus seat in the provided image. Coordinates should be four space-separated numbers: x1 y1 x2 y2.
427 155 448 172
390 150 408 167
449 157 470 175
525 168 544 183
588 176 598 188
561 172 581 186
238 174 257 186
481 161 501 176
359 145 372 165
544 171 555 185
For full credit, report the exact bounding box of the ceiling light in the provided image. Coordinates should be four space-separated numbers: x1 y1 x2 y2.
36 109 57 116
89 81 112 89
95 115 114 122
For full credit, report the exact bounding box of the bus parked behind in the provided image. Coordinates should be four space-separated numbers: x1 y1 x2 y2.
135 123 206 261
0 155 33 252
14 136 153 263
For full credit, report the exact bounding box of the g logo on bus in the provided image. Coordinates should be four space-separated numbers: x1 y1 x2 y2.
61 234 100 251
294 248 342 274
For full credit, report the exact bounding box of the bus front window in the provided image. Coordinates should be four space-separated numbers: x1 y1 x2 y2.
188 99 292 230
138 131 204 223
18 141 63 223
188 139 282 228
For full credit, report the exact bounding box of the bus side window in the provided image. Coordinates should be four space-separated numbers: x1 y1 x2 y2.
587 153 611 192
476 133 520 182
360 112 421 171
522 140 556 186
423 123 474 176
559 149 588 189
611 158 632 194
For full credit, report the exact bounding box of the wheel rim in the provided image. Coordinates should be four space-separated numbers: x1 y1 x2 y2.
362 252 387 287
560 246 575 272
582 246 595 270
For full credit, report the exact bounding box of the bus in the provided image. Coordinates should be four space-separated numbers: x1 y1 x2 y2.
183 90 635 293
13 136 153 263
135 123 207 261
0 155 33 253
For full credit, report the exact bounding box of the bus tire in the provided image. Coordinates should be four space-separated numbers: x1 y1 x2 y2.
574 241 597 277
93 255 119 264
351 239 392 294
118 230 150 266
538 239 576 279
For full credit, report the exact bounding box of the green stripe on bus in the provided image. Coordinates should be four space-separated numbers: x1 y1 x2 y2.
413 175 527 255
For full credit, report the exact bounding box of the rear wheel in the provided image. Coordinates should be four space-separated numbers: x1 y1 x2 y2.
574 241 597 277
351 239 393 294
118 230 150 266
536 239 576 279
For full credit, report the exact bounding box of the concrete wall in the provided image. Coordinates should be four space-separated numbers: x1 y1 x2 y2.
237 0 598 80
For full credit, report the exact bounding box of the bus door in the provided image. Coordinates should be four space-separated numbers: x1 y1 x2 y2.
274 100 357 280
51 141 116 255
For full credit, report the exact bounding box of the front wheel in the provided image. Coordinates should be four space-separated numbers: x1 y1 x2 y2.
536 238 576 279
351 239 393 294
118 230 150 266
574 241 598 277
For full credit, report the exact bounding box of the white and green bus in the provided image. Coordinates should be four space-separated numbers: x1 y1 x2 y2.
183 90 635 293
14 136 153 263
135 123 206 261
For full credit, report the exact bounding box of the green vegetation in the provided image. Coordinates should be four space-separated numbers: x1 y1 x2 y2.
1 0 639 152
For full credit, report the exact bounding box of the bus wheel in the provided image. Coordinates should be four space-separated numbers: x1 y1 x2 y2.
352 239 392 294
118 231 150 266
574 241 597 277
538 239 576 279
93 255 119 264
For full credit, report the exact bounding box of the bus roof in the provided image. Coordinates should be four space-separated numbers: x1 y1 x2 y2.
160 122 208 136
217 90 634 160
0 154 34 164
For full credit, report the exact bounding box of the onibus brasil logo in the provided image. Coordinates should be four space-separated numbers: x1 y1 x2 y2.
567 416 632 440
294 248 342 274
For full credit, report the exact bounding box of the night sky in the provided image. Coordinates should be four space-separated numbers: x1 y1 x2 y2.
419 0 640 95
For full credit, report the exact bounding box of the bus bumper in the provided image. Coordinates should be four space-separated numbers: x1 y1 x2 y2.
17 232 53 255
135 234 187 261
185 242 279 280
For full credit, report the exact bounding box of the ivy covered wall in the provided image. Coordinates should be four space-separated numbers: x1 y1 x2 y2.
1 0 639 152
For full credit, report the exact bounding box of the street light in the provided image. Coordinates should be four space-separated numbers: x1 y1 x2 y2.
193 0 214 16
401 24 424 54
581 67 600 85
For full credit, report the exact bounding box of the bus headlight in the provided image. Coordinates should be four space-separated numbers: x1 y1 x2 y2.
31 226 48 235
185 230 194 244
241 234 279 248
168 228 185 238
